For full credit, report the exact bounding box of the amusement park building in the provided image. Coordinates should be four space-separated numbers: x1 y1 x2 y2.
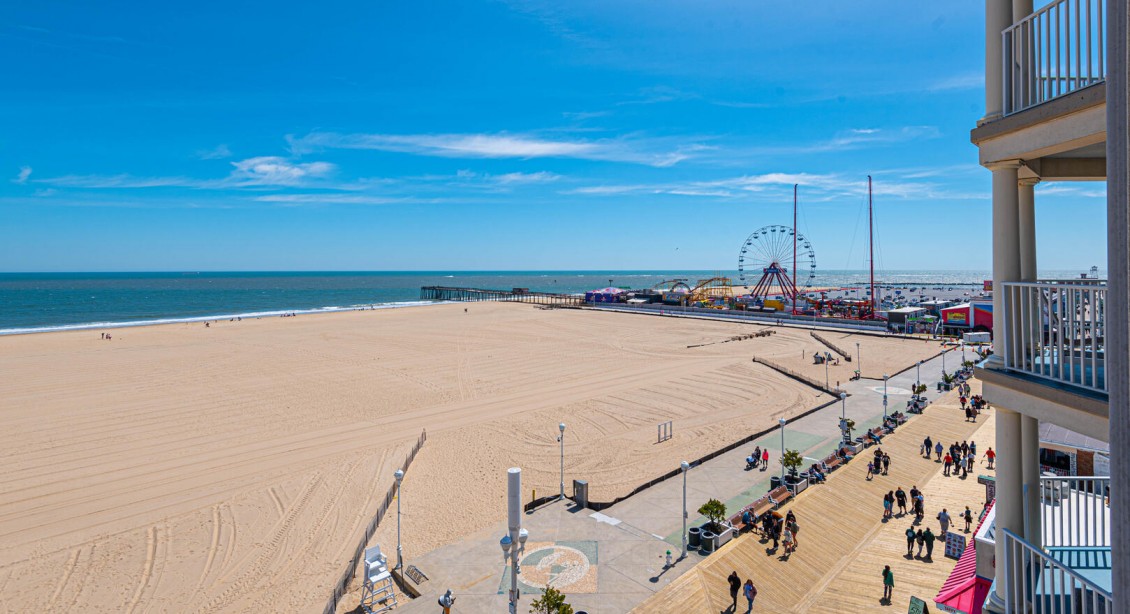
971 0 1127 611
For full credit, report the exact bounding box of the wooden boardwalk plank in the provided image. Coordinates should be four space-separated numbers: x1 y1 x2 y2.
633 381 995 614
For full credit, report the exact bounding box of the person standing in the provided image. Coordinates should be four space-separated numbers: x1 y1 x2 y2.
924 527 936 559
905 526 916 556
762 449 770 471
867 460 874 480
915 529 925 556
752 446 761 469
882 454 891 475
943 452 953 476
743 579 757 612
963 506 974 533
895 487 908 515
882 565 894 603
728 571 741 610
985 447 996 469
937 508 951 534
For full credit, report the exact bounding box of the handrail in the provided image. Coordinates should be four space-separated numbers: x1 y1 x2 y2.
1001 280 1106 393
1040 476 1110 547
1002 0 1106 115
1001 527 1113 613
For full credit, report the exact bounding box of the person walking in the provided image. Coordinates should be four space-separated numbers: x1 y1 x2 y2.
743 579 757 612
905 526 917 556
943 452 953 476
761 449 770 471
867 460 875 480
895 487 908 515
963 506 974 533
882 565 894 603
782 525 795 554
883 491 894 519
752 446 761 469
985 447 996 469
935 441 944 461
937 508 951 534
728 571 741 611
915 529 925 556
923 436 932 458
882 454 891 475
924 527 936 559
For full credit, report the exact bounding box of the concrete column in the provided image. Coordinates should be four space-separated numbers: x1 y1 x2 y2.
1106 0 1129 603
992 407 1024 605
983 0 1013 122
1011 0 1032 22
1018 178 1039 282
1021 415 1042 548
989 160 1022 357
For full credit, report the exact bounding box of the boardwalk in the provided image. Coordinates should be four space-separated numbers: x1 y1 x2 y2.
632 382 995 614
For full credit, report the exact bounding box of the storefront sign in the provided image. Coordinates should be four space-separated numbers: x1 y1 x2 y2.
944 531 967 559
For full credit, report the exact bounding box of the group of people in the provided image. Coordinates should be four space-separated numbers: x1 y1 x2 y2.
882 484 923 520
759 509 800 555
727 572 758 612
866 447 891 480
745 446 770 471
904 525 937 559
942 440 978 477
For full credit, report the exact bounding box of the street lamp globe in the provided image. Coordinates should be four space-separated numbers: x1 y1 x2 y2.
681 460 690 471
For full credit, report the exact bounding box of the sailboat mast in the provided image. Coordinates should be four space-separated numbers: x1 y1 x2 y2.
793 183 797 310
868 175 875 317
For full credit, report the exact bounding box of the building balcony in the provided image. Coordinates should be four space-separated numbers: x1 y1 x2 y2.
1003 0 1107 116
976 281 1108 440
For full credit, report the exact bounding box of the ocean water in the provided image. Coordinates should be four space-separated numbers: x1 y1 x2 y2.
0 269 1092 335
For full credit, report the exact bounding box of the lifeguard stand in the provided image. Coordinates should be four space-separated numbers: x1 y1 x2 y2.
360 545 398 613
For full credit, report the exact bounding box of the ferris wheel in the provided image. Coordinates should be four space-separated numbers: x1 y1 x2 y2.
737 225 817 300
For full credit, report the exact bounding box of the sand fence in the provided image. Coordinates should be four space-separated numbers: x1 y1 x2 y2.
321 429 427 614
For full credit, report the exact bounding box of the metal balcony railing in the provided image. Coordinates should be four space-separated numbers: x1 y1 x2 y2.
1001 281 1106 393
1040 476 1110 547
1002 528 1113 613
1003 0 1106 115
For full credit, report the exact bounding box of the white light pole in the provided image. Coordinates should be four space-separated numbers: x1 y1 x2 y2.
882 374 889 421
840 392 848 444
680 460 690 558
856 342 861 375
961 342 966 365
916 361 922 387
779 418 787 482
558 423 566 500
500 468 527 614
824 358 829 391
394 468 404 571
942 349 947 374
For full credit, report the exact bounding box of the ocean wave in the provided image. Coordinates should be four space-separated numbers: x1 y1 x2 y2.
0 301 446 336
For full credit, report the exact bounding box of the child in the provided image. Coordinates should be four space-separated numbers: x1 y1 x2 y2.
882 565 894 602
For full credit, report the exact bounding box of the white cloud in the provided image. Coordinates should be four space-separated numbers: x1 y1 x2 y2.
196 144 232 160
13 166 32 184
229 156 335 186
288 131 702 167
928 72 983 92
37 174 199 189
253 194 419 206
493 171 561 185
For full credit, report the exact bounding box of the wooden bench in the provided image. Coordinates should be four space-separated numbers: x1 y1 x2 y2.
768 485 792 507
822 453 843 471
749 494 774 519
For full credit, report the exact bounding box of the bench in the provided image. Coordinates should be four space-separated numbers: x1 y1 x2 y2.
768 485 793 507
749 494 774 519
821 453 842 471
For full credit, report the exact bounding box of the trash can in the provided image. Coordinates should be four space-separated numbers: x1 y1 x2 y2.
700 530 716 552
573 480 589 509
687 526 701 548
770 475 782 489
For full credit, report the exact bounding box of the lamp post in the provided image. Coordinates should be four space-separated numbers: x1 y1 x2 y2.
824 358 829 391
394 468 404 571
500 468 527 614
558 422 566 500
680 460 690 558
779 418 787 482
840 392 848 444
961 342 966 365
882 374 889 421
856 342 861 375
916 361 922 387
942 348 947 374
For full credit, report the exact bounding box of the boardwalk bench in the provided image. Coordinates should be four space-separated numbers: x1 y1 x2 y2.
749 494 774 519
822 453 843 471
768 485 793 507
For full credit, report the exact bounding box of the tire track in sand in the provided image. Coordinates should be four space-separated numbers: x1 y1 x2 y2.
195 505 221 593
46 547 80 609
124 526 157 614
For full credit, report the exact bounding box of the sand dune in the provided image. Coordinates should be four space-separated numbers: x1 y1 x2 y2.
0 302 940 612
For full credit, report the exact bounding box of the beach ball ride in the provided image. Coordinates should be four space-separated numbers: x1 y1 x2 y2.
737 224 816 303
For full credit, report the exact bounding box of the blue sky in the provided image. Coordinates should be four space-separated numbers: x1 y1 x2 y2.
0 1 1107 272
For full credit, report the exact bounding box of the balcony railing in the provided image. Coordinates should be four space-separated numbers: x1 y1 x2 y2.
1002 528 1113 613
1040 476 1110 547
1003 0 1106 115
1001 281 1106 393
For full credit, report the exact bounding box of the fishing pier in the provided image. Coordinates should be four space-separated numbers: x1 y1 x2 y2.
420 286 583 306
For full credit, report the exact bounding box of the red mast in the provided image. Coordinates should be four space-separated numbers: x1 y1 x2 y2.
868 175 875 318
792 184 798 314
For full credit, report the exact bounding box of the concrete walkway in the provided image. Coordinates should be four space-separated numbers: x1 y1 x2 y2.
391 346 963 613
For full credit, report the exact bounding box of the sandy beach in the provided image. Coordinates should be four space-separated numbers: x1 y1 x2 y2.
0 302 943 612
